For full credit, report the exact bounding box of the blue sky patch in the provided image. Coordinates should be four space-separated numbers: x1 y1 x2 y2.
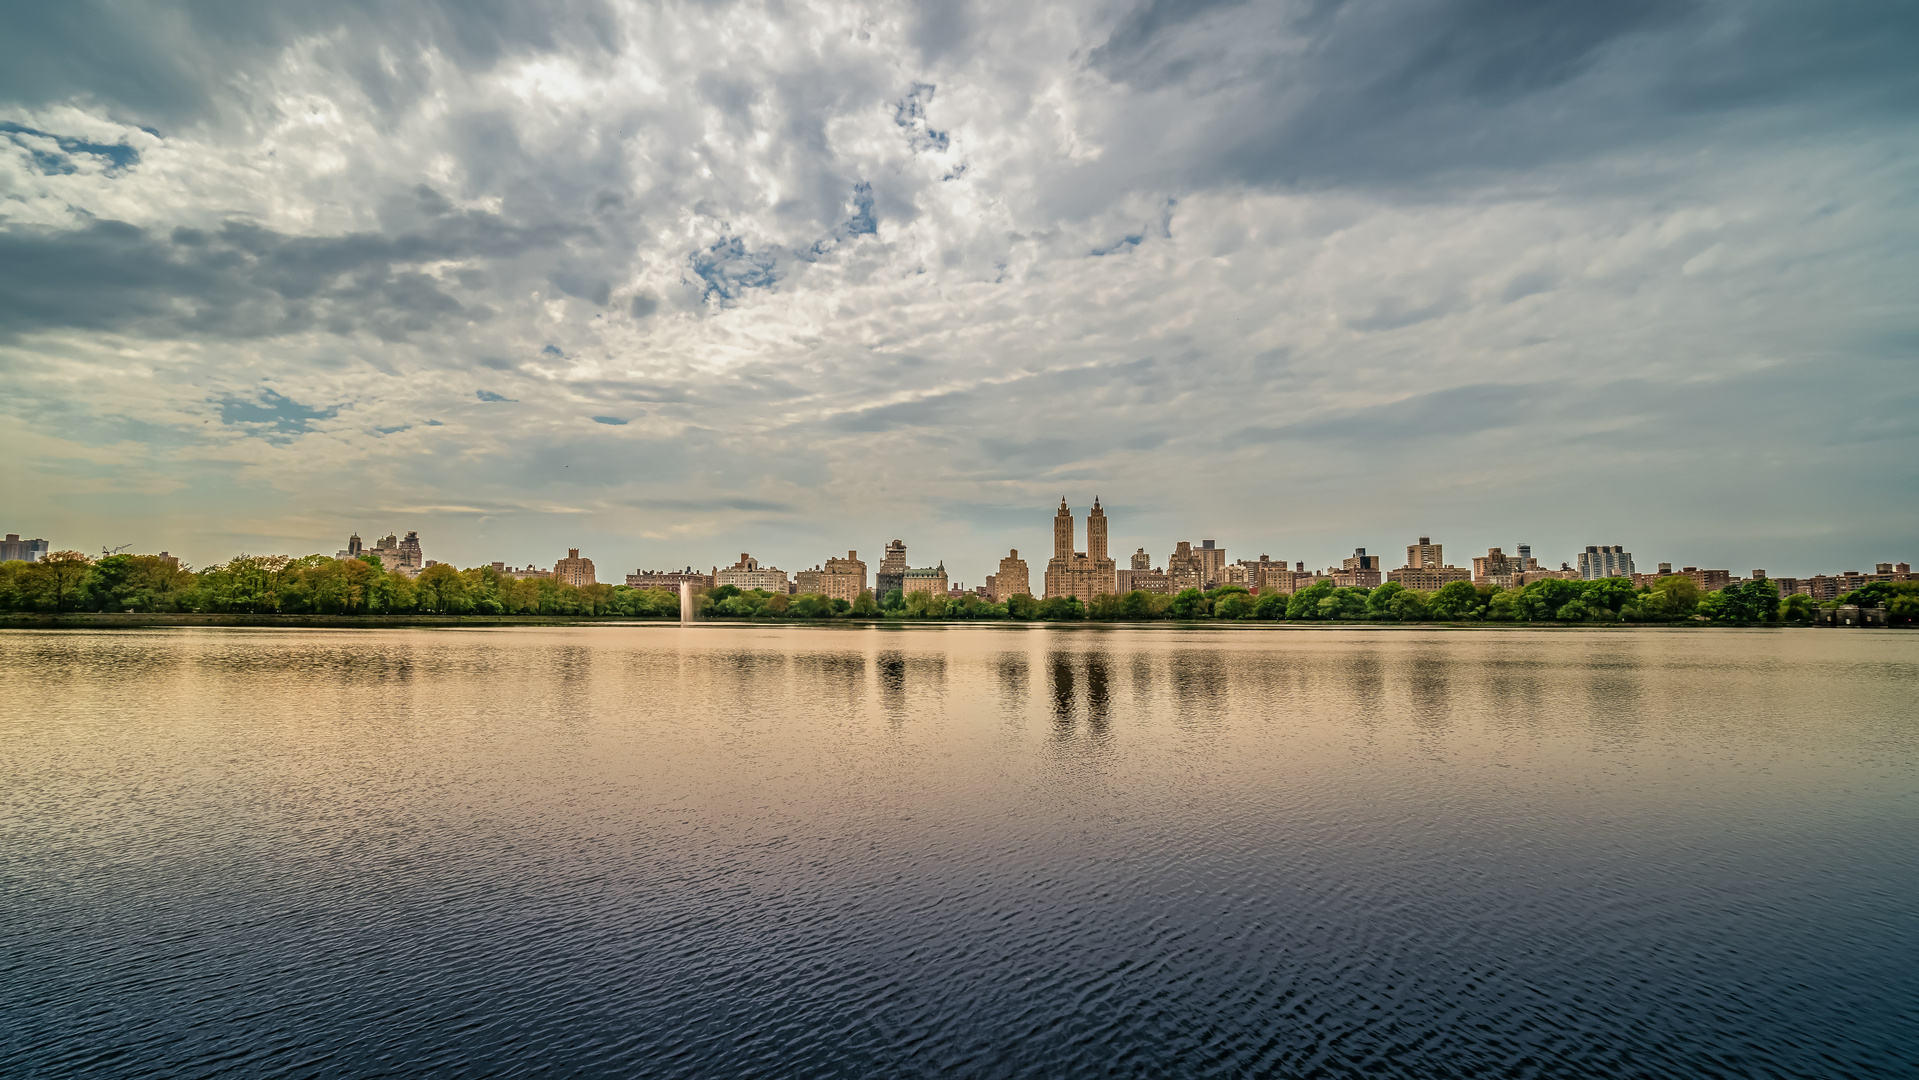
476 390 515 402
217 389 336 440
592 416 628 425
690 236 778 302
1 121 139 174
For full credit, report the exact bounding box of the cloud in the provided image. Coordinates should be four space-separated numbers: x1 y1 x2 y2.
0 0 1912 579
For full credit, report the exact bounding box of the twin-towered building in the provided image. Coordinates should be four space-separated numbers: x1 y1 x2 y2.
1044 499 1118 603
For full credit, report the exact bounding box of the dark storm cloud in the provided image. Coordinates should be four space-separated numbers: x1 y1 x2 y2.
1082 0 1919 191
0 0 621 125
0 190 579 342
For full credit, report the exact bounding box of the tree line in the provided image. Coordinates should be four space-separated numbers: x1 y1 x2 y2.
5 550 1911 624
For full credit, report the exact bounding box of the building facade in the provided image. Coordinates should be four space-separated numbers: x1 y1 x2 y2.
1044 500 1117 603
715 553 789 593
338 531 425 576
1116 567 1171 594
1388 565 1472 590
1166 542 1205 592
1 534 50 562
1577 544 1635 580
1342 548 1381 572
1196 540 1225 588
993 550 1031 601
876 540 908 599
1405 537 1444 569
795 551 867 602
554 548 597 587
625 568 714 590
1261 568 1324 594
902 563 948 598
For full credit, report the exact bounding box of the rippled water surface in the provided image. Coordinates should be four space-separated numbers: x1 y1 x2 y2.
3 625 1916 1078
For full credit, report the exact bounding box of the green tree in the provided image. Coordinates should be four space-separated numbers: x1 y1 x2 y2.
1364 581 1407 620
1315 587 1368 621
850 589 879 617
413 563 472 614
1006 593 1041 620
1169 587 1208 619
1286 580 1335 619
1037 595 1084 621
881 587 905 612
1214 592 1254 619
1702 579 1781 623
1779 593 1818 623
1426 580 1480 620
790 593 834 619
26 551 93 612
1645 575 1702 619
1579 577 1638 616
1253 590 1289 620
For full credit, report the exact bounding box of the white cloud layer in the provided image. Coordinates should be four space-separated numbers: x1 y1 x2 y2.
1 0 1914 579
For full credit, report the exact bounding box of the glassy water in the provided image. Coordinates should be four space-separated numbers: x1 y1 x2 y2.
2 625 1915 1078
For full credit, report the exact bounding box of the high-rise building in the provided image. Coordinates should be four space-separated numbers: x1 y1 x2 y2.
993 550 1030 601
1473 547 1516 586
795 551 867 602
1391 538 1468 590
1044 499 1117 602
1332 550 1383 588
1577 545 1635 580
0 534 50 562
554 548 597 587
877 539 908 599
1405 537 1443 569
1167 541 1204 592
1130 548 1151 571
715 553 787 593
1196 540 1225 587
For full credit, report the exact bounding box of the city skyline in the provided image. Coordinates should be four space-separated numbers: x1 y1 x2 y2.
5 509 1907 591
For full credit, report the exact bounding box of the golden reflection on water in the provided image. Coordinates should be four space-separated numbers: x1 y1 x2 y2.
5 624 1913 838
4 624 1917 1077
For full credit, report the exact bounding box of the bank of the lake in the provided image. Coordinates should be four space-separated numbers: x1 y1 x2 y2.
0 610 1877 631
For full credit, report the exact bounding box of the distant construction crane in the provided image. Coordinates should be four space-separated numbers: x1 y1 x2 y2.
100 543 132 558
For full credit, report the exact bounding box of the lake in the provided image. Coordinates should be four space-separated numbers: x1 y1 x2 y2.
2 625 1914 1077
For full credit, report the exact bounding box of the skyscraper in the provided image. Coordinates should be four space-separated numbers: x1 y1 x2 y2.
1406 537 1442 569
1043 499 1117 603
554 548 597 587
993 550 1030 602
1577 545 1635 580
877 539 907 598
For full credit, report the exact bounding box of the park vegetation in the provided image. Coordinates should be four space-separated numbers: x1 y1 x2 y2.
3 551 1913 626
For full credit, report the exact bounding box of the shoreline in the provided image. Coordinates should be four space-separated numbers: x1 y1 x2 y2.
0 612 1872 630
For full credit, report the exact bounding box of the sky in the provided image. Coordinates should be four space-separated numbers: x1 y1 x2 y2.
1 0 1914 583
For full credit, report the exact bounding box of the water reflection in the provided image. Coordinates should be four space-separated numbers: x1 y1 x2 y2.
1 625 1914 1080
